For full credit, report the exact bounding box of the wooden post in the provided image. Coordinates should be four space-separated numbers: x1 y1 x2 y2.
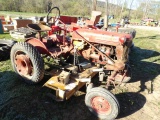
128 0 134 19
92 0 97 10
119 0 126 22
104 0 108 30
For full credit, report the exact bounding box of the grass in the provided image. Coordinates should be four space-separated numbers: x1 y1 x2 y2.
0 28 160 120
0 32 12 39
130 29 160 77
109 19 141 24
0 10 142 24
0 11 47 18
0 11 82 19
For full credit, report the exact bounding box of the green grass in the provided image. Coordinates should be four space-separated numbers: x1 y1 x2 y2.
129 29 160 87
134 29 160 53
0 11 46 18
0 10 142 23
0 32 12 39
0 11 81 18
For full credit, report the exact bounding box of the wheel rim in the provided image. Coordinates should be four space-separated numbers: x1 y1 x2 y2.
14 51 33 78
91 96 111 114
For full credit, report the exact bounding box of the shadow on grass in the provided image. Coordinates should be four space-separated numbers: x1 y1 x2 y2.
129 46 160 93
0 70 146 120
0 71 97 120
116 92 146 119
135 34 160 40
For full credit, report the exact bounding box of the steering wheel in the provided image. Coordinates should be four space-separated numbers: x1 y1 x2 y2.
46 7 60 25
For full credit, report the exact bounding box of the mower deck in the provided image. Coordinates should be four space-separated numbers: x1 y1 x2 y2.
44 66 98 101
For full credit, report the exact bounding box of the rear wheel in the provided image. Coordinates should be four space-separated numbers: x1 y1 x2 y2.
85 87 120 120
10 42 44 84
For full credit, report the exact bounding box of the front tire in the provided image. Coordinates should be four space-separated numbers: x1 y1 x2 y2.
85 87 120 120
10 42 44 84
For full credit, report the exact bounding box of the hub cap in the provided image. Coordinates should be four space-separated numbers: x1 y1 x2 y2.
91 96 111 114
15 54 33 77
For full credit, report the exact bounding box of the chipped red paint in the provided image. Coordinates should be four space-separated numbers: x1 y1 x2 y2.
91 96 111 114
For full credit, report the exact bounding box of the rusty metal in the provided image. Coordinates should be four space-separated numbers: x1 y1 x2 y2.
91 96 111 114
26 38 49 55
15 54 32 77
106 70 118 87
10 6 135 120
73 30 115 64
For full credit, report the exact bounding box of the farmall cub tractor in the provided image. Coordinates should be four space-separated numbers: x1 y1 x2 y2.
10 7 133 120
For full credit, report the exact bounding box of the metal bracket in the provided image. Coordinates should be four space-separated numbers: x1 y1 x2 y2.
99 71 105 81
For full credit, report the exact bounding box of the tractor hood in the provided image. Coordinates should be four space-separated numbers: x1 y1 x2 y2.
72 28 132 46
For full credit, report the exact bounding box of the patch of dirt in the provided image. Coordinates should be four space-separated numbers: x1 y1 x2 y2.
129 25 160 32
114 75 160 120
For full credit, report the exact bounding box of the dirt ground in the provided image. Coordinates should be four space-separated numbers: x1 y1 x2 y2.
114 75 160 120
115 25 160 120
128 25 160 32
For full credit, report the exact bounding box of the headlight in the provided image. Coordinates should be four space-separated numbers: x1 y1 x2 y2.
119 37 126 44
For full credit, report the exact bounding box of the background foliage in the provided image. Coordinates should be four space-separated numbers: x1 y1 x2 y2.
0 0 160 20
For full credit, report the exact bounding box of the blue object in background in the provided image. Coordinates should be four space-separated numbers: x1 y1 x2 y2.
109 23 121 27
0 19 4 34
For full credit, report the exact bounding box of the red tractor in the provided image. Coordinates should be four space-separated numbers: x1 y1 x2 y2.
10 7 133 120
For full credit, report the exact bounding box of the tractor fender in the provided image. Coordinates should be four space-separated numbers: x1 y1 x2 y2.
26 38 50 55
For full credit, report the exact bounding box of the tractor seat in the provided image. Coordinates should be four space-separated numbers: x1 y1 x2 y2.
27 23 51 32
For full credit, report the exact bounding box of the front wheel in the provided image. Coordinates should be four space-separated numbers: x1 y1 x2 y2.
85 87 120 120
10 42 44 84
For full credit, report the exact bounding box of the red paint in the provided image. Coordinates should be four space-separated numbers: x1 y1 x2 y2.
91 96 111 114
26 38 50 55
15 54 32 76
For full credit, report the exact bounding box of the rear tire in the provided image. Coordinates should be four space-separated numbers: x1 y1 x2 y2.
85 87 120 120
10 42 44 84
